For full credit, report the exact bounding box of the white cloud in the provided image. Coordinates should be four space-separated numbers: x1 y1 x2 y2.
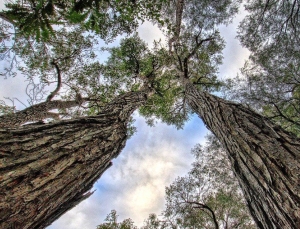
218 7 250 79
138 21 166 48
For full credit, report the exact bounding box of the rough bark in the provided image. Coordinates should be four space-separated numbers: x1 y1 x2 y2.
0 99 85 128
184 82 300 229
0 89 151 229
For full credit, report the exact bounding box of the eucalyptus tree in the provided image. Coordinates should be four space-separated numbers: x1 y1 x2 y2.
0 86 156 228
103 1 300 227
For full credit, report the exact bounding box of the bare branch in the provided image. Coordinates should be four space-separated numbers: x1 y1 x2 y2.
46 61 62 101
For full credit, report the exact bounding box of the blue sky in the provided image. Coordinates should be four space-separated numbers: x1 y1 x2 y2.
0 3 249 228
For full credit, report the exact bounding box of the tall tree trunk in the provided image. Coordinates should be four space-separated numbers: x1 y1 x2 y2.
0 89 151 229
184 82 300 229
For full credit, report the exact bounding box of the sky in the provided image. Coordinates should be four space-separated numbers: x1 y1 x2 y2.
0 3 249 229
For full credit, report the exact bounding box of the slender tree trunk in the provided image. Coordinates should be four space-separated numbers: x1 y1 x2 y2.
0 89 151 229
184 82 300 229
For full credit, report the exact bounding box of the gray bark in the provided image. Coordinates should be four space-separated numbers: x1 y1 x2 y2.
0 99 85 128
185 82 300 229
0 89 151 229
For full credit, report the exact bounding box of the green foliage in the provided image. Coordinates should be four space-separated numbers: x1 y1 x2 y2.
2 0 167 42
0 101 15 115
1 0 240 128
5 1 58 42
97 210 138 229
228 0 300 136
0 0 169 78
99 34 188 128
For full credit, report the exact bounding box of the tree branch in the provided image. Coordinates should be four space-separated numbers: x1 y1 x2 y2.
47 61 62 101
182 37 213 78
0 12 14 25
186 201 219 229
168 0 185 52
0 99 87 128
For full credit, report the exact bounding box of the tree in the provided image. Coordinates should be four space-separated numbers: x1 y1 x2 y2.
159 135 256 229
158 1 300 227
184 81 300 229
97 210 138 229
0 87 153 229
0 27 163 228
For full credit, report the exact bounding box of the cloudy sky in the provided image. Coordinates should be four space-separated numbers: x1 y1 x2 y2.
0 3 249 229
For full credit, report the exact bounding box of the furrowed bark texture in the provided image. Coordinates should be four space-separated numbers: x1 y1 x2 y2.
0 99 84 128
0 90 150 229
185 82 300 229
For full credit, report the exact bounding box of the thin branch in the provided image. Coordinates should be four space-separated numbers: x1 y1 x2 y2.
182 37 213 78
186 201 219 229
47 61 62 101
0 12 14 25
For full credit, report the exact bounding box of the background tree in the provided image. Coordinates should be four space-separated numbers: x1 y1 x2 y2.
97 210 138 229
158 135 256 229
